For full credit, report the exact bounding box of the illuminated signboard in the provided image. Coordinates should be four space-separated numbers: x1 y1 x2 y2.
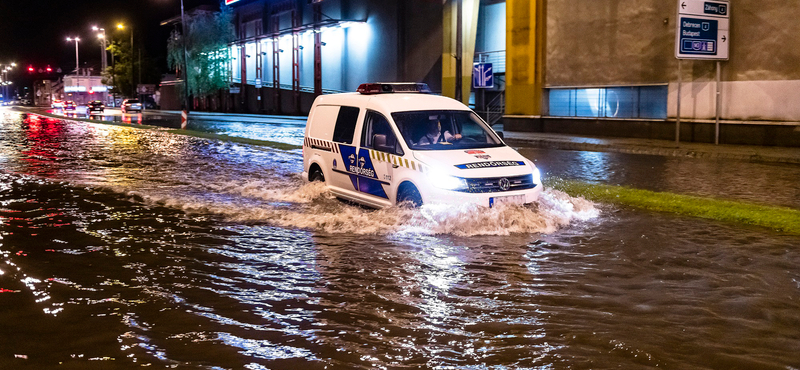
65 86 108 93
225 0 240 4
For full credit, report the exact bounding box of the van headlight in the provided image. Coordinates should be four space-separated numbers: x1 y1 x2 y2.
531 165 542 185
428 172 468 191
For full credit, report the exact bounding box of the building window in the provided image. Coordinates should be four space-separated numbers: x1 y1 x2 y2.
547 85 667 119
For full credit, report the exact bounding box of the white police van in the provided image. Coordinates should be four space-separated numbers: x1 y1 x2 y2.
302 82 543 208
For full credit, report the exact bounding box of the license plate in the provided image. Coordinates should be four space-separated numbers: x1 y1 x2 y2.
489 194 526 207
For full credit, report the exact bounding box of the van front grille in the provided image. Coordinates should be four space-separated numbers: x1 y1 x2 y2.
461 174 535 193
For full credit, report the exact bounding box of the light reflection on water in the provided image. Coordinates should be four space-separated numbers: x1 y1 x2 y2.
0 109 799 368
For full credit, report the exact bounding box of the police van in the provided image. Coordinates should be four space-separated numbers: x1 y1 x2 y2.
302 82 543 208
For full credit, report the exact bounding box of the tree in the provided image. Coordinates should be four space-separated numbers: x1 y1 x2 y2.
167 3 235 99
101 39 132 98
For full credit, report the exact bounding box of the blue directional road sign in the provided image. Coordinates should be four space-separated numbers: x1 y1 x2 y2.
472 63 493 89
676 0 730 60
679 17 718 55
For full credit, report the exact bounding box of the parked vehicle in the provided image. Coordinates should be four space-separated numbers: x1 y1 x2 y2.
121 99 142 113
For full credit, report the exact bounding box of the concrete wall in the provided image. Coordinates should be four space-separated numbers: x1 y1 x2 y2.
670 80 800 122
546 0 800 123
547 0 800 86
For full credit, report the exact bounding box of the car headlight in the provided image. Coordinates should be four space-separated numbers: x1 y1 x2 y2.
428 172 468 191
531 164 542 185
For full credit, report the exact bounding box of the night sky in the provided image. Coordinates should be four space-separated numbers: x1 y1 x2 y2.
0 0 219 78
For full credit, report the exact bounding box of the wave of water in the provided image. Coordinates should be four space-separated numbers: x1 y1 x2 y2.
120 177 599 236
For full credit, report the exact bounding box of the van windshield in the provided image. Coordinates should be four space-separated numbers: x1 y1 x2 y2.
392 110 504 150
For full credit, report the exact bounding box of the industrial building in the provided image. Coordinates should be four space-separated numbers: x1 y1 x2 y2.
218 0 799 146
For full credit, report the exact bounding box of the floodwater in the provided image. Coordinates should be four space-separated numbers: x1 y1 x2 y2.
1 108 798 369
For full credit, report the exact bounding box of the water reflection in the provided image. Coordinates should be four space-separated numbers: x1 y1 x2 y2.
2 109 799 368
520 147 800 209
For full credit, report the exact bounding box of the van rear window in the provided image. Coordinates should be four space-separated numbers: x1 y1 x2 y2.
332 106 360 144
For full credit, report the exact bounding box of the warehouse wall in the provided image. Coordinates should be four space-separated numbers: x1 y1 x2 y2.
545 0 800 122
546 0 800 86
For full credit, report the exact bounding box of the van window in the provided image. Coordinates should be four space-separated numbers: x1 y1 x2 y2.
392 110 503 151
360 111 403 156
332 106 360 144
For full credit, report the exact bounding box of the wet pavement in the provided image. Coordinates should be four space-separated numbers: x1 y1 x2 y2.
501 129 800 165
1 107 799 369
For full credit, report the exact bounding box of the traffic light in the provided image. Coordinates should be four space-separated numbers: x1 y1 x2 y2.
26 65 59 75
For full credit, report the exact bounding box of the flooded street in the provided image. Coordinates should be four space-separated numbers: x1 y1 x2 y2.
1 108 798 369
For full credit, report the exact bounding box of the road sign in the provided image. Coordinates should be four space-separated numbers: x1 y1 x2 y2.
181 110 188 130
229 86 241 94
472 63 493 89
676 0 730 60
255 78 262 89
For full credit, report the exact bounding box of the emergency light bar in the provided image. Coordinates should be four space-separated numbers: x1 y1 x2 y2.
357 82 432 95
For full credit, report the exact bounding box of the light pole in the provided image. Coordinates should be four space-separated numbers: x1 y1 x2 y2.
1 64 13 102
92 26 107 71
66 37 80 74
117 23 134 97
180 0 191 115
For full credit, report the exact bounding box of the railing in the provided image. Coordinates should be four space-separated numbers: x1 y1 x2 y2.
474 50 506 74
485 92 505 126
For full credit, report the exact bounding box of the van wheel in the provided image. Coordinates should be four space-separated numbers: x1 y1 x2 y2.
397 184 423 208
309 168 325 182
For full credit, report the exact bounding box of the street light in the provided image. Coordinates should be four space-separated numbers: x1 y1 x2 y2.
1 63 16 102
92 26 107 71
66 37 81 74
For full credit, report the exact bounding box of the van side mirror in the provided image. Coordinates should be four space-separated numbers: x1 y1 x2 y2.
373 134 393 153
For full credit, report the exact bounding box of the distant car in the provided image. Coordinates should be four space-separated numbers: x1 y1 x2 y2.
52 100 64 109
87 100 105 114
121 99 142 113
64 101 77 111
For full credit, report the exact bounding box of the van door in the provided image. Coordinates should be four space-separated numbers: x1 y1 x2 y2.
354 111 404 205
326 106 361 194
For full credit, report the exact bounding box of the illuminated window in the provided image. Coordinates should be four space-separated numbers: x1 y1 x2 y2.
548 85 667 119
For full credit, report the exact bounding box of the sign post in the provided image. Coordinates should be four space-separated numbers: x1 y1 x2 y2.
473 63 493 122
675 0 730 144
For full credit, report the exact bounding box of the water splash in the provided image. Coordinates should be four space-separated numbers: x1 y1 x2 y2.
121 178 598 236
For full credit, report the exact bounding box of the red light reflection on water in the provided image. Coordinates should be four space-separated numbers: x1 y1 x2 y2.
20 114 66 177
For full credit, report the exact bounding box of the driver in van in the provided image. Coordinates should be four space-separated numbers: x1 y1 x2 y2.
417 119 462 145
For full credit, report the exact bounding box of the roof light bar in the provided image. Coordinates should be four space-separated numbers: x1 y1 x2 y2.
357 82 432 95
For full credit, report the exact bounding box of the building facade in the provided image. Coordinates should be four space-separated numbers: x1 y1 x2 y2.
222 0 799 146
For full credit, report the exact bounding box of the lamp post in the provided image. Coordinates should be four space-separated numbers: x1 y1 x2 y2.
180 0 191 116
117 23 134 98
93 26 110 106
66 37 80 74
92 26 107 71
1 64 14 102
